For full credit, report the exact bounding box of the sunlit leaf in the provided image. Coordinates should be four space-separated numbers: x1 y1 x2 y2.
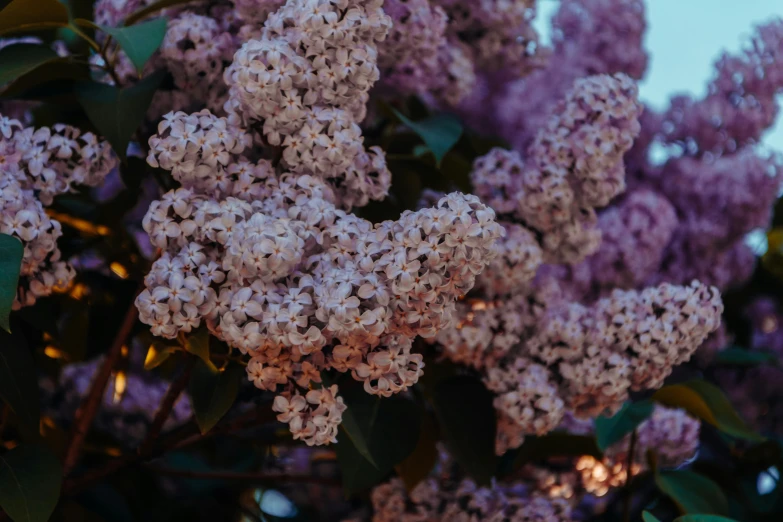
0 233 23 333
188 361 243 434
0 0 69 36
643 513 662 522
0 44 58 87
0 444 62 522
431 375 496 485
0 326 39 440
653 380 763 442
184 327 217 372
594 400 654 451
144 342 176 370
655 469 729 516
76 70 165 160
392 109 463 167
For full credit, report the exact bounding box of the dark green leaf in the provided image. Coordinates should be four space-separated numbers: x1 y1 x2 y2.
392 109 462 167
125 0 195 25
59 302 90 361
653 379 763 442
0 325 40 439
511 433 603 470
184 327 217 372
337 391 379 469
95 18 167 75
335 386 420 495
674 515 737 522
76 70 165 160
188 361 243 434
395 411 438 491
0 0 69 36
0 45 58 87
715 347 777 367
0 234 23 333
655 469 729 516
77 484 135 522
594 400 654 451
643 513 662 522
431 375 496 485
0 444 62 522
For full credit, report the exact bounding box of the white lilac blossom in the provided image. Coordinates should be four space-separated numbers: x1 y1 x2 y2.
471 73 643 265
0 115 117 308
222 0 393 208
137 88 503 445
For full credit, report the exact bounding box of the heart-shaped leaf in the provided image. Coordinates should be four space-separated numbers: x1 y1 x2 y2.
0 44 58 87
0 234 23 333
653 379 763 442
431 375 496 485
655 469 729 516
0 0 69 36
715 347 777 366
0 444 62 522
184 327 217 372
82 18 167 75
335 391 421 495
395 411 438 491
188 360 243 434
594 400 655 451
392 109 463 167
76 70 165 161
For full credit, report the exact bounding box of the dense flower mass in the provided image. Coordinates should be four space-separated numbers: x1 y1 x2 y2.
0 115 116 308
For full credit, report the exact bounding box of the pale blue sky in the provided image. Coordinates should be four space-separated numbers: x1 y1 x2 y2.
534 1 783 150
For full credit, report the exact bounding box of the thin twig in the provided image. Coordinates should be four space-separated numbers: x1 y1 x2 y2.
145 466 341 486
137 356 196 455
622 429 638 522
62 288 141 475
62 404 277 496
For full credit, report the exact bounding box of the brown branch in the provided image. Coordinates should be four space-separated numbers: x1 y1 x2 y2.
62 289 140 475
62 403 277 496
144 466 341 486
137 356 195 455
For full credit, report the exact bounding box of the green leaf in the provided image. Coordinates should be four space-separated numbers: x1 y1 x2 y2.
93 18 167 75
75 70 165 161
0 45 58 87
0 234 23 333
655 469 730 516
431 375 496 485
594 400 655 451
0 59 89 101
337 391 379 469
0 444 62 522
643 513 663 522
0 326 40 440
184 327 217 372
674 515 737 522
395 411 438 491
391 109 462 167
715 347 777 366
653 379 763 442
0 0 69 36
143 342 176 370
188 360 243 434
125 0 195 25
335 391 421 495
511 432 603 470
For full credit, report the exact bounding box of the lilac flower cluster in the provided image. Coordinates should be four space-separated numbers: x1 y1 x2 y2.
0 115 116 308
137 1 504 447
370 476 573 522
